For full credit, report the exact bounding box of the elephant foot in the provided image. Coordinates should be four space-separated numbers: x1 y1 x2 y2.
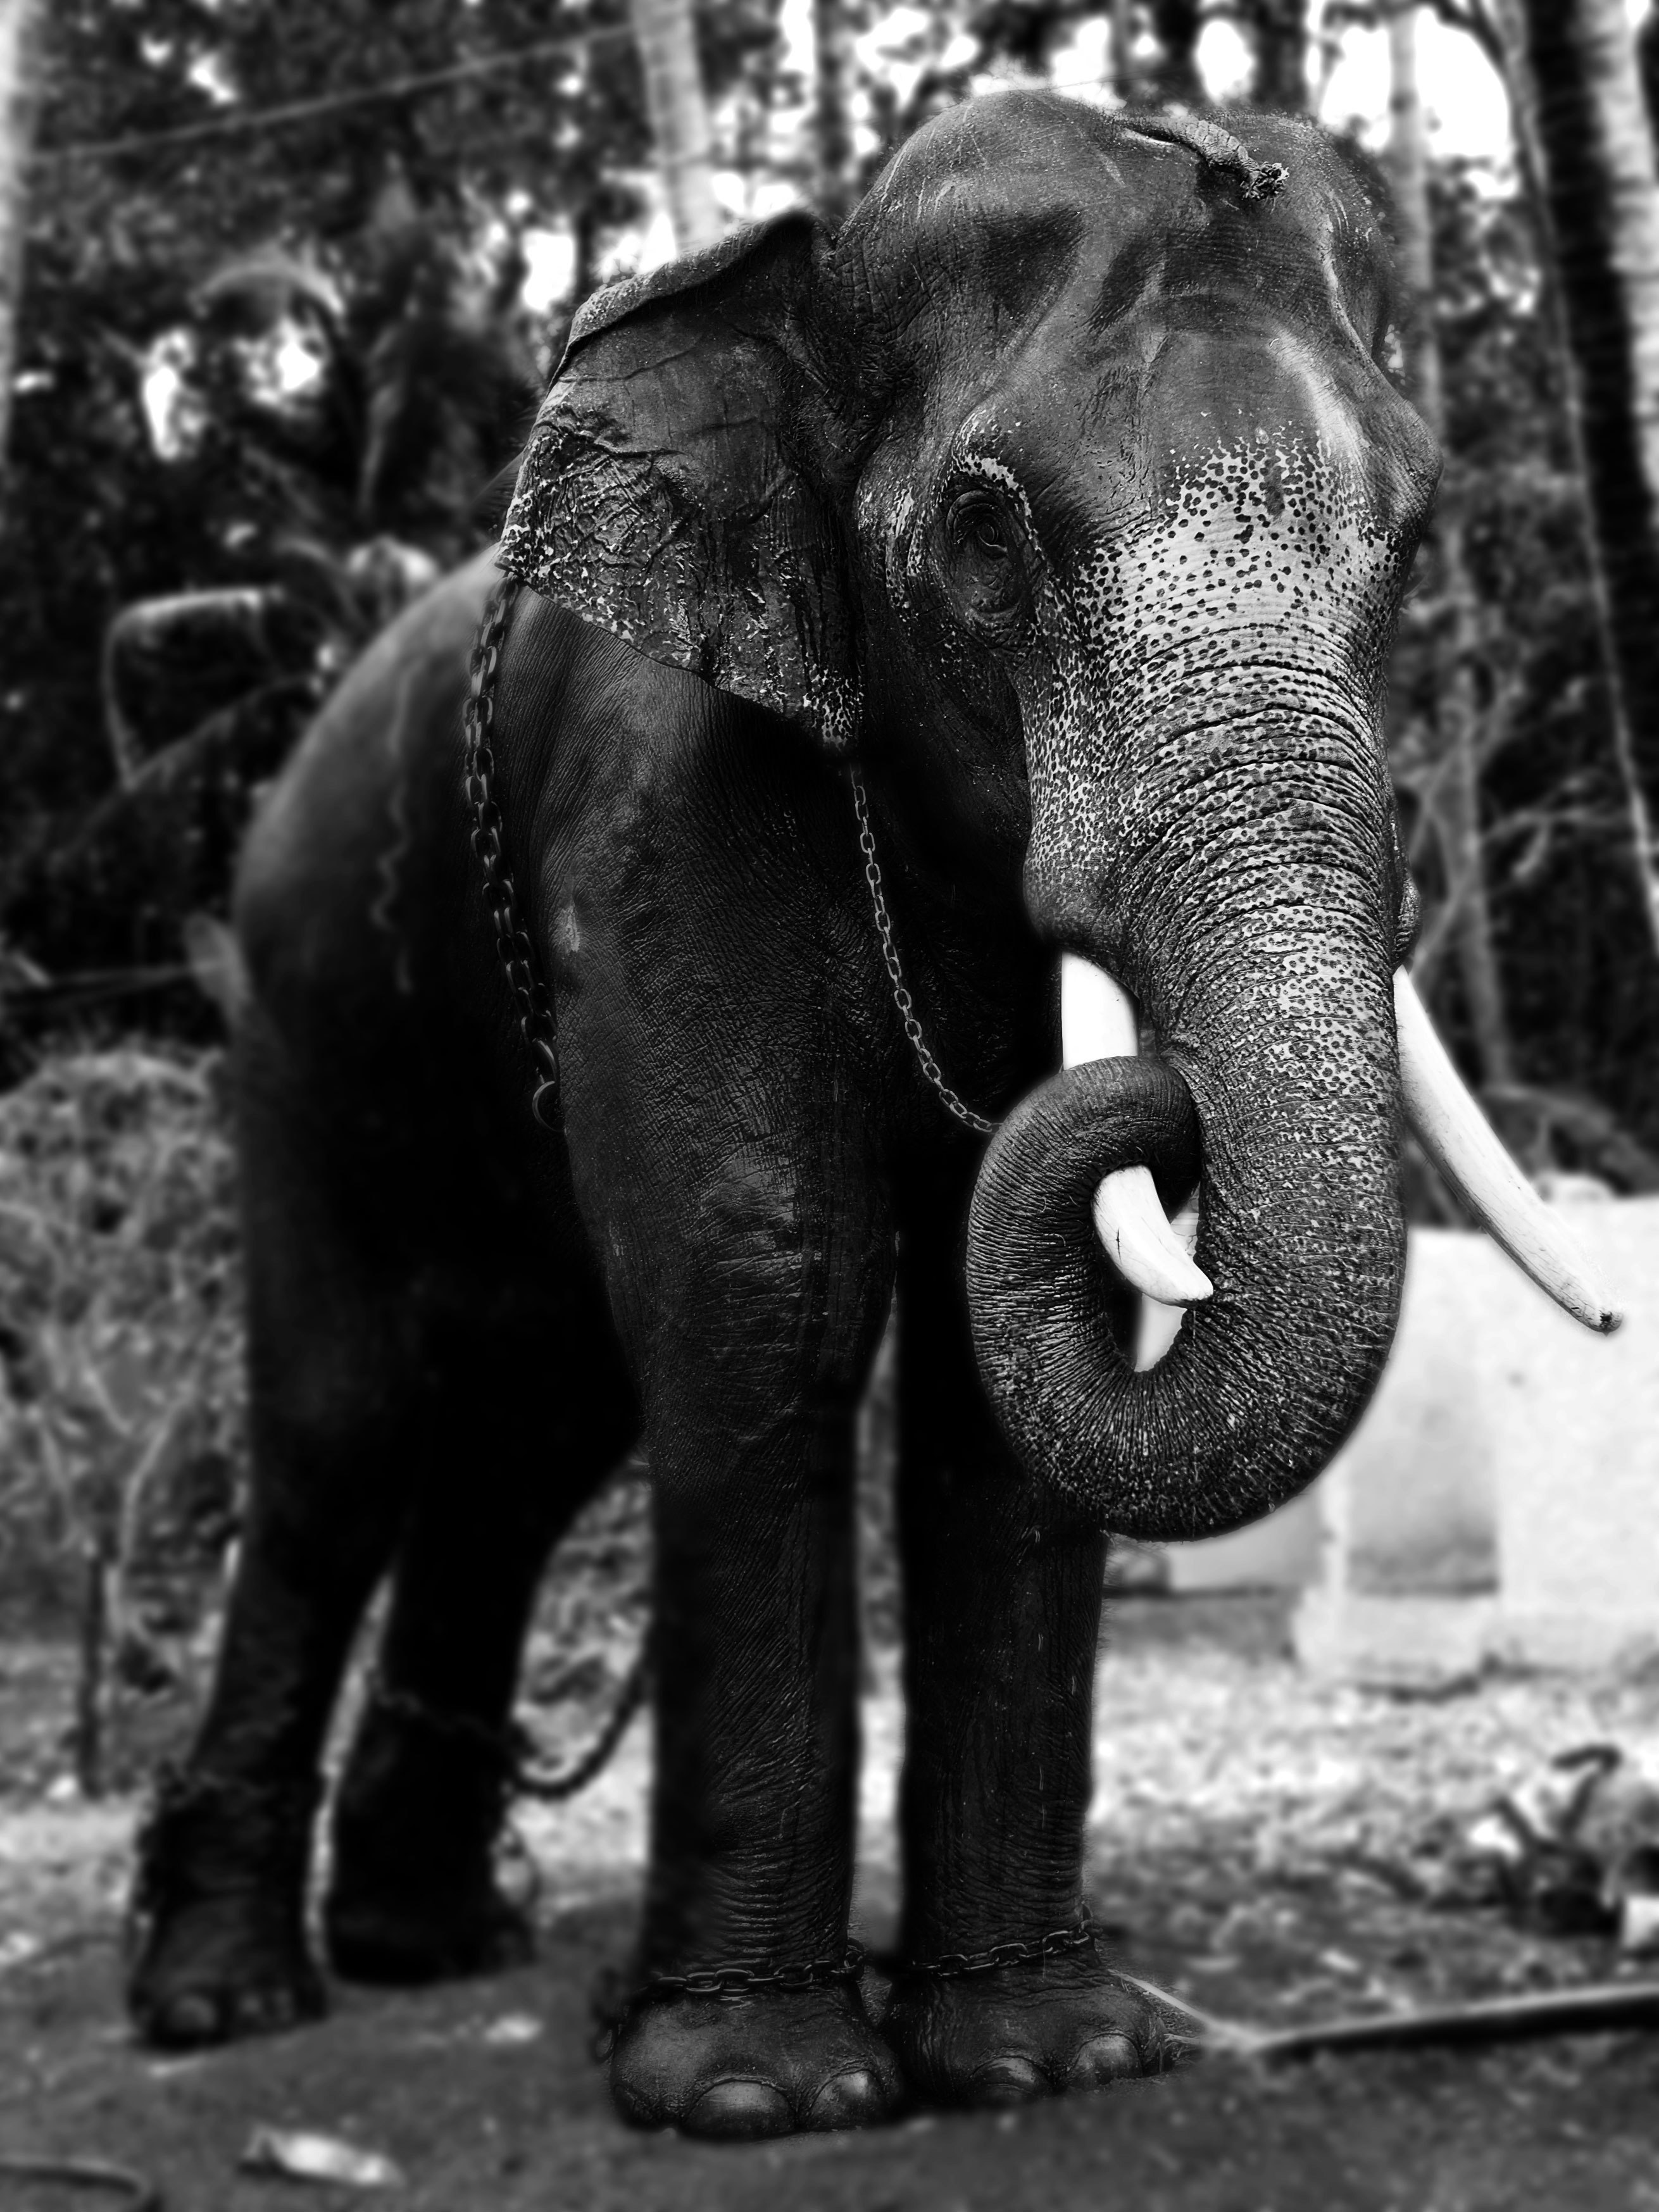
607 1985 905 2140
126 1765 325 2050
323 1679 534 1989
881 1945 1176 2108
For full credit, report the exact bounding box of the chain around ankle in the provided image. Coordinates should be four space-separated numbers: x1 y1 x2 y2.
896 1909 1096 1980
591 1940 868 2058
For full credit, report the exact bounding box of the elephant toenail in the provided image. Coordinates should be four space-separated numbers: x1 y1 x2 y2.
1067 2032 1141 2088
969 2055 1048 2106
806 2066 887 2131
683 2079 794 2140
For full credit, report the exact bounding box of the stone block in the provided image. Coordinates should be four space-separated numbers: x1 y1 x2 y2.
1293 1195 1658 1680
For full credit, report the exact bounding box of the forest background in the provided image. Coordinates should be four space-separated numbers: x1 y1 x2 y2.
2 0 1659 1777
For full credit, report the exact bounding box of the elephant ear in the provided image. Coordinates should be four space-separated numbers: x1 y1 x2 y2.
499 213 858 751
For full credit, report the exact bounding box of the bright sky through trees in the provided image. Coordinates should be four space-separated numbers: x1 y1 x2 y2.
522 1 1531 306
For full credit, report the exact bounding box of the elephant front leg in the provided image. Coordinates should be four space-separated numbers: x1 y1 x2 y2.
886 1223 1174 2106
603 1272 903 2140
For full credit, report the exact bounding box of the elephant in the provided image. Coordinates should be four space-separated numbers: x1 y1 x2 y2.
126 92 1615 2140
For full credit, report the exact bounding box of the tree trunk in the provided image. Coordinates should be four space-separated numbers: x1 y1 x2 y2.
0 0 43 475
1386 4 1441 428
1146 0 1205 107
1491 0 1659 957
1387 3 1515 1087
629 0 723 258
72 1534 110 1801
1244 0 1310 111
1108 0 1139 105
813 0 856 222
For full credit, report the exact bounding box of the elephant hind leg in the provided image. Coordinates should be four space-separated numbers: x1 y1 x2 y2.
127 1132 424 2048
324 1299 639 1987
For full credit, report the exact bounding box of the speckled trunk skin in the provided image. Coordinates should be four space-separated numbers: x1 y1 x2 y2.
969 433 1418 1537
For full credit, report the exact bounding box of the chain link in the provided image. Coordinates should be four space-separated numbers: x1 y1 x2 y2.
467 592 990 1150
462 578 561 1127
596 1913 1095 2060
591 1940 868 2058
640 1939 867 2004
898 1910 1098 1980
849 768 998 1137
366 1654 651 1805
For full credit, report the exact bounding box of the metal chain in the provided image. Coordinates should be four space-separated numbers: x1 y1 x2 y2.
367 1653 651 1806
897 1910 1098 1980
637 1939 867 2004
591 1940 868 2059
467 590 991 1152
848 768 998 1137
460 586 651 1808
596 1913 1094 2060
461 577 560 1128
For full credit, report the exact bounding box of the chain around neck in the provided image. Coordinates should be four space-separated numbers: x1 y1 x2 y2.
848 769 998 1138
465 596 994 1145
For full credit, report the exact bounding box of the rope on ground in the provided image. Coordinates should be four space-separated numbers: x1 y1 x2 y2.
1118 1970 1659 2061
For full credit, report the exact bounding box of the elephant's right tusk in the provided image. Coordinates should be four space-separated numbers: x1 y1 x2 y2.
1395 968 1622 1335
1060 953 1214 1308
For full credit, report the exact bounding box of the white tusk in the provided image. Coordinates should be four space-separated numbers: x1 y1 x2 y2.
1093 1168 1214 1307
1395 968 1622 1335
1060 953 1213 1308
1060 951 1140 1066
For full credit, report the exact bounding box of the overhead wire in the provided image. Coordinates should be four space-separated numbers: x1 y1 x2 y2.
34 27 632 167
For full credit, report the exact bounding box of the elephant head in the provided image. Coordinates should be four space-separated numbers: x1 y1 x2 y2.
500 93 1615 1543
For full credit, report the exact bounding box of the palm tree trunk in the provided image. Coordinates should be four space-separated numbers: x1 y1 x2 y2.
0 0 43 475
1490 0 1659 958
629 0 723 258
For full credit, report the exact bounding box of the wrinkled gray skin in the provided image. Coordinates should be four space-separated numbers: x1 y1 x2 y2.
127 95 1437 2142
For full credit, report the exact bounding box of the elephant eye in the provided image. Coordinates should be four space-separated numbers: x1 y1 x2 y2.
969 509 1010 558
949 494 1011 558
943 491 1030 628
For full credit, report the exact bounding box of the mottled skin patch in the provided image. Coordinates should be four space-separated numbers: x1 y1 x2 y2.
970 434 1421 1534
128 94 1441 2142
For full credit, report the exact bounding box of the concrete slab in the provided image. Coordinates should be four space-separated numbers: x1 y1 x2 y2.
1293 1196 1658 1680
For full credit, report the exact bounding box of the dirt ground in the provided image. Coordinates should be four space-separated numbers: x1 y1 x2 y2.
6 1592 1659 2212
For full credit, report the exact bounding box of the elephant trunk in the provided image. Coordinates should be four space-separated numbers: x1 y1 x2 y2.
968 668 1410 1540
967 942 1403 1541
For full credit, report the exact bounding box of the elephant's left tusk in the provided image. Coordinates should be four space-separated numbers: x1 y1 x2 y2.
1395 968 1622 1335
1092 1166 1213 1307
1060 954 1214 1308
